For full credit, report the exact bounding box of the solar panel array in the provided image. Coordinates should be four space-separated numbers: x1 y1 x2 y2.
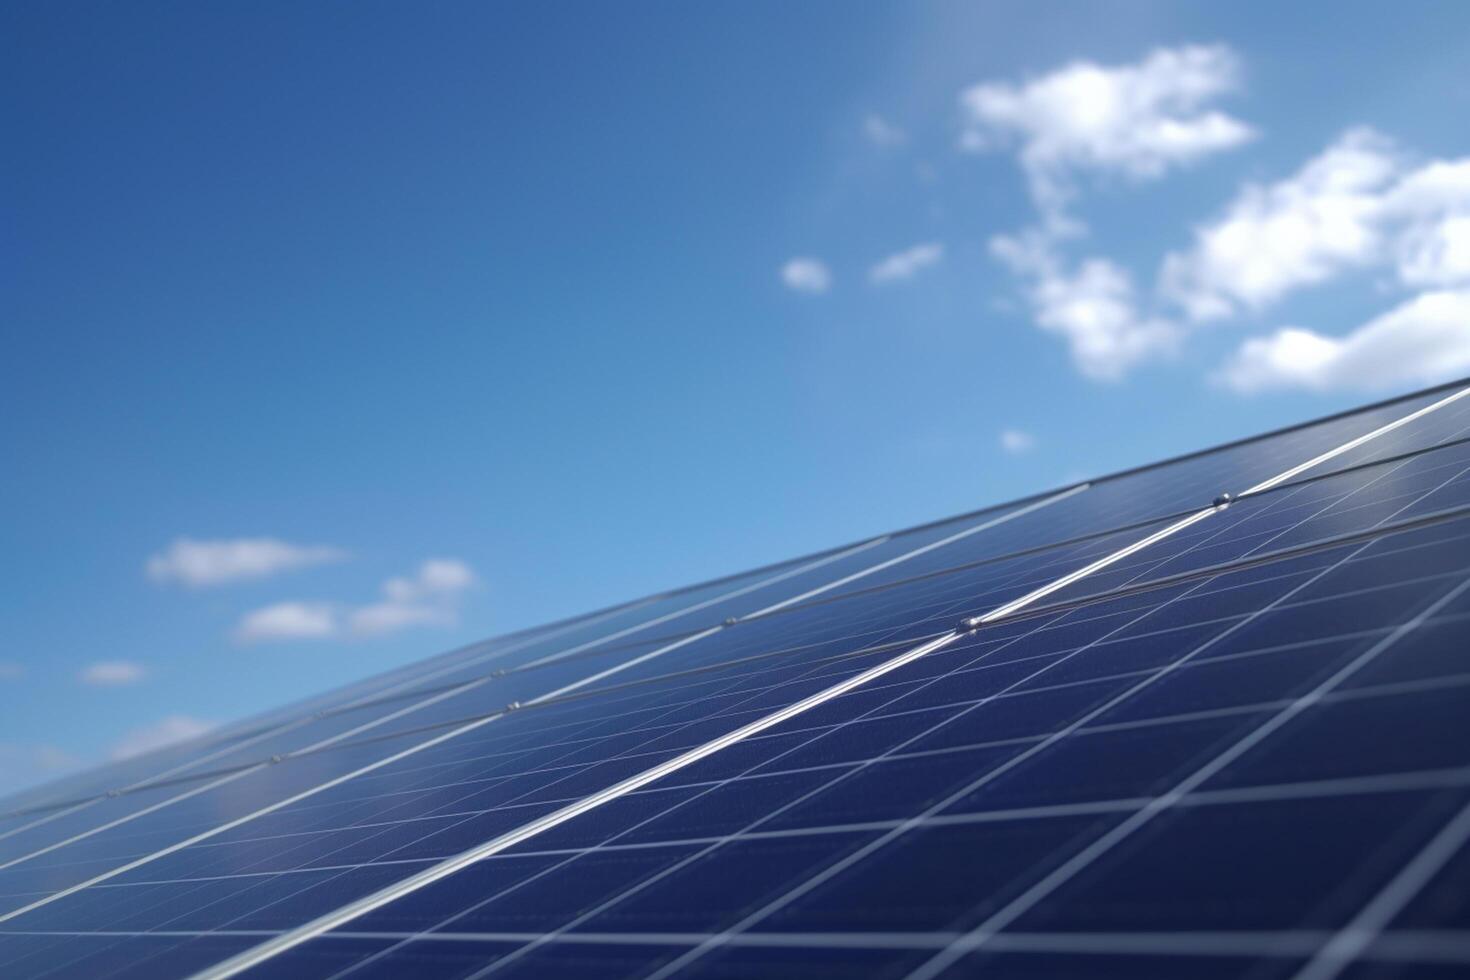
5 380 1470 980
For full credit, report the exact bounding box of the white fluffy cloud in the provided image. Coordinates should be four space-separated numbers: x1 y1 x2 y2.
961 44 1253 223
1161 129 1401 319
1217 289 1470 393
1027 259 1179 380
79 661 145 686
999 429 1036 453
381 558 475 603
1153 127 1470 392
147 538 345 588
971 45 1246 379
870 243 944 284
235 601 340 642
975 86 1470 387
351 559 476 637
110 715 215 761
863 114 907 147
992 231 1180 380
1385 159 1470 287
780 257 832 294
1164 131 1470 320
953 47 1469 390
235 559 477 644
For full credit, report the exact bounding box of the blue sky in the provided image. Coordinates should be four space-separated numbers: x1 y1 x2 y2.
4 1 1470 798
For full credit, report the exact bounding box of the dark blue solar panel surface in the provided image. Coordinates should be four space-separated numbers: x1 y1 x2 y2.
3 382 1470 980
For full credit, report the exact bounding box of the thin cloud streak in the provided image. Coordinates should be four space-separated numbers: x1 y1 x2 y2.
147 538 346 588
870 243 944 284
79 661 146 686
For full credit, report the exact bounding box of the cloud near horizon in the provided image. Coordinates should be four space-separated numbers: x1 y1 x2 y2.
110 715 215 761
1184 130 1470 392
1217 288 1470 393
234 558 478 643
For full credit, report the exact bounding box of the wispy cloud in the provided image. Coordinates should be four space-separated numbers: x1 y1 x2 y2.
999 429 1037 453
961 44 1253 227
863 113 907 147
870 243 944 284
79 661 146 686
147 538 346 588
235 559 478 644
110 715 215 761
780 257 832 294
0 743 81 783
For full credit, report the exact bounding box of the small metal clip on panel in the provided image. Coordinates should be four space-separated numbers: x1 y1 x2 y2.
1213 492 1233 510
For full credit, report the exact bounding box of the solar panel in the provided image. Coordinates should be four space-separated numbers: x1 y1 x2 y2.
3 380 1470 980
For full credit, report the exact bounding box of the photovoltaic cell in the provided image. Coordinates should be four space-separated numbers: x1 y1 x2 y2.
2 381 1469 980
